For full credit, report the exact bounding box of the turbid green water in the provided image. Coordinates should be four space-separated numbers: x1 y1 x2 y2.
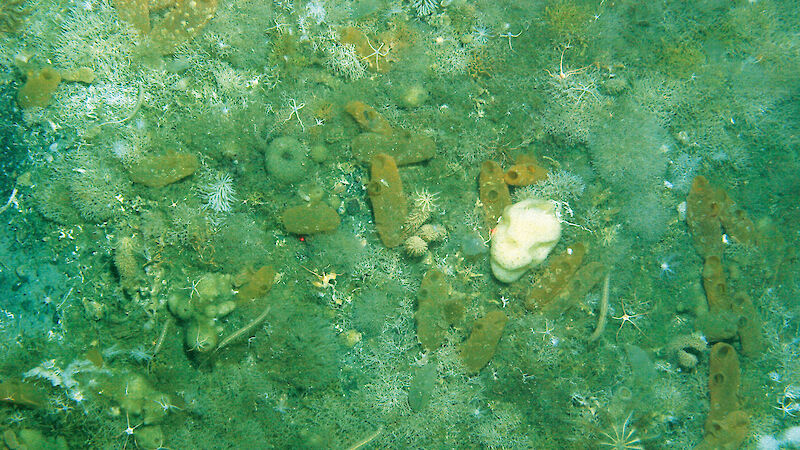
0 0 799 448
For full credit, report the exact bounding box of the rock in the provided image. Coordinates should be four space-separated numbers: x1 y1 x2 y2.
408 362 437 412
696 310 739 341
542 261 605 318
127 151 198 187
702 255 730 312
687 176 726 258
525 243 585 311
698 343 749 449
134 425 164 450
346 100 436 165
460 310 507 374
367 154 406 247
504 154 548 186
415 269 464 351
345 101 393 136
234 266 276 303
730 292 764 357
478 160 511 227
281 202 340 234
61 67 96 83
17 67 61 108
351 130 436 166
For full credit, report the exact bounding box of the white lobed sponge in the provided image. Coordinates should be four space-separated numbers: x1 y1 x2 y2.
490 199 561 283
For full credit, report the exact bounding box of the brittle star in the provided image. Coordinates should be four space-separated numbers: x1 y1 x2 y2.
532 319 555 343
361 36 390 71
284 98 306 131
545 42 590 81
119 413 141 449
775 399 799 417
182 277 201 299
567 82 599 104
266 18 291 34
499 30 522 51
612 300 647 340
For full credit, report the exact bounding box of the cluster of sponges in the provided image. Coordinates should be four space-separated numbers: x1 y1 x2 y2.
113 0 218 54
477 157 563 283
403 189 446 258
404 224 447 258
167 273 237 353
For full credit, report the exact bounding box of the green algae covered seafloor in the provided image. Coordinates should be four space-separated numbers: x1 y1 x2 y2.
0 0 799 448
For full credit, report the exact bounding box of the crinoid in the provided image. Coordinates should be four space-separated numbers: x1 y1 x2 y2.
599 413 644 450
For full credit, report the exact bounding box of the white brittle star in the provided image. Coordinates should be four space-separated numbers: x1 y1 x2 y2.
284 98 306 131
498 30 522 51
361 36 390 71
546 42 590 81
182 277 201 299
612 300 647 340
